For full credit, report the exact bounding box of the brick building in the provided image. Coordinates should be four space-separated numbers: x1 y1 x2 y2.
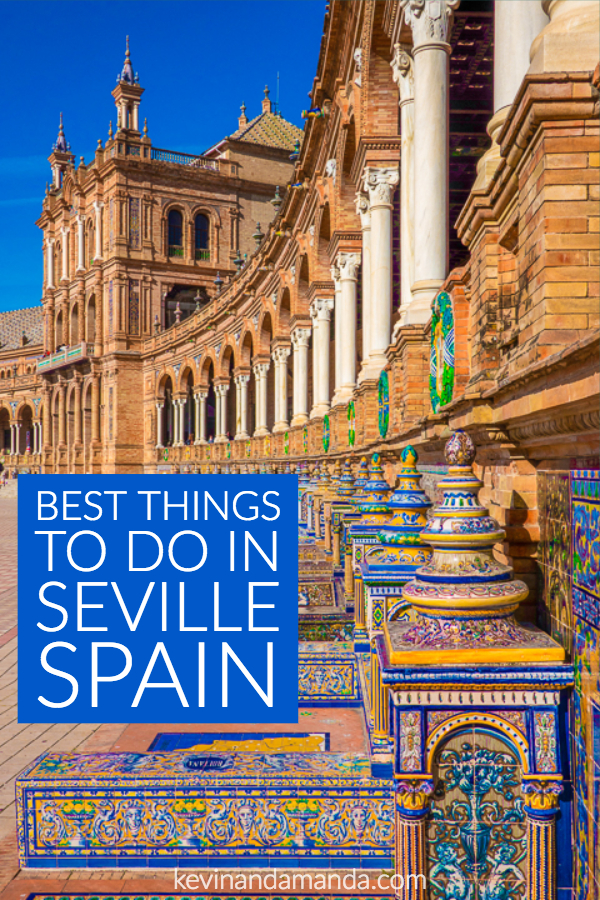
1 2 599 892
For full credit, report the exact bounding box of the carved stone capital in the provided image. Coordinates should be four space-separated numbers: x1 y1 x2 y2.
272 346 291 364
363 166 399 209
291 327 311 348
253 361 270 378
355 191 371 229
337 251 361 281
310 297 334 321
401 0 459 49
391 43 415 105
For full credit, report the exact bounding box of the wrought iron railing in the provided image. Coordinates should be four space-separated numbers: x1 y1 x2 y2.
168 245 184 258
195 249 210 261
151 148 220 171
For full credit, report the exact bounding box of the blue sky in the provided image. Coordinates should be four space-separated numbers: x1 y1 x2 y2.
0 0 325 313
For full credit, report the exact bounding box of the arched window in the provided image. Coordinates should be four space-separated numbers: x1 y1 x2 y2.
168 210 183 257
194 214 210 261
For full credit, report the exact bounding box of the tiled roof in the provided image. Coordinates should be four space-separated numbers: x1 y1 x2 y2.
229 111 303 152
0 306 43 351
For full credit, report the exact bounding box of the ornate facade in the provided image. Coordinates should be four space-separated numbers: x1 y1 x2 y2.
3 0 600 895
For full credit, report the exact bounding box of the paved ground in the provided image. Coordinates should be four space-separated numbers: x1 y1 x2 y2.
0 483 376 897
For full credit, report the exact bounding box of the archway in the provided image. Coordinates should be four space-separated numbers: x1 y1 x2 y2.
86 295 96 343
0 408 10 454
82 381 93 471
162 376 174 446
18 405 34 454
259 313 274 431
182 370 195 445
240 332 255 436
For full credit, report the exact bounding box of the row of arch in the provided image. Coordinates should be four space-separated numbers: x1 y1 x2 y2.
49 294 98 351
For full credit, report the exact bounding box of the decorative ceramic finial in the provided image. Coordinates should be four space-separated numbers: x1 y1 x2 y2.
444 428 476 467
143 118 148 136
270 185 282 212
383 431 564 665
108 121 114 139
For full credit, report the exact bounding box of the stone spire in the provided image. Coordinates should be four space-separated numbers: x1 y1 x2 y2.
119 35 137 84
53 112 68 152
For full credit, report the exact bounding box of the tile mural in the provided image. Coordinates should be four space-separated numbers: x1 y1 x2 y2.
538 468 600 899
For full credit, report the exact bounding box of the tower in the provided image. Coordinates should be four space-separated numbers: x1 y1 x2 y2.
48 113 74 189
112 37 144 134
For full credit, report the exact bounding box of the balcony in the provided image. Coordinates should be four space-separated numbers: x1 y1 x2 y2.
37 342 93 374
168 245 184 258
195 249 210 261
151 148 220 171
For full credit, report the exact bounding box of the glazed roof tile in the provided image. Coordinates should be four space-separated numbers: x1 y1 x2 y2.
0 306 43 351
228 111 303 152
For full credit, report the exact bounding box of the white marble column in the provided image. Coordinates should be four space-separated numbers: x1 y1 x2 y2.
76 215 85 271
46 238 55 290
235 374 250 439
60 227 70 281
291 327 311 426
402 0 458 322
529 0 597 76
13 424 21 456
172 399 180 446
474 2 549 190
335 251 361 404
156 402 164 448
253 363 270 437
331 264 343 404
93 202 104 261
310 297 334 418
355 194 372 380
195 391 207 444
391 45 415 330
215 384 229 442
273 347 291 433
362 168 399 375
178 398 186 446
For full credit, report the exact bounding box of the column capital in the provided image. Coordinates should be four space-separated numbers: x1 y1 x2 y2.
253 361 270 377
354 191 371 229
214 382 229 396
291 326 311 348
330 263 341 285
76 214 86 224
155 401 164 410
362 166 399 209
234 373 251 386
310 297 334 321
93 200 104 211
336 251 361 281
46 237 55 248
522 778 563 815
272 345 291 364
391 43 415 105
194 388 208 399
395 777 434 817
400 0 459 50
